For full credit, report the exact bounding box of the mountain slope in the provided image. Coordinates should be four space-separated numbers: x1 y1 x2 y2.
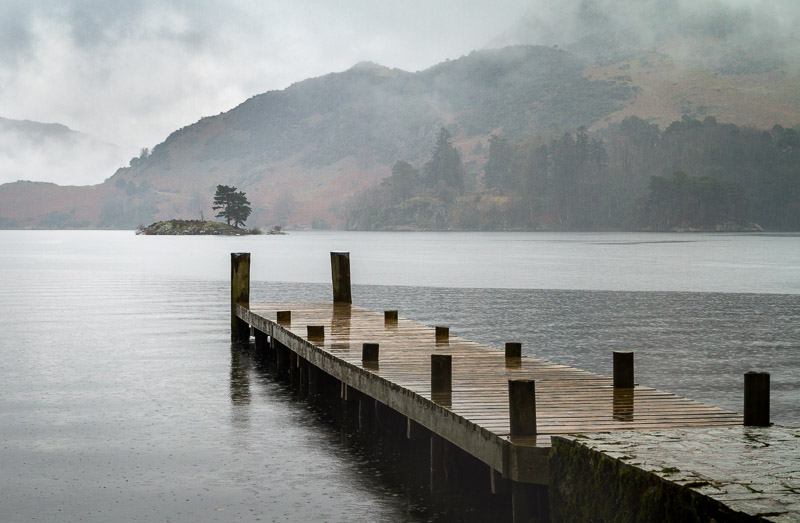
1 45 632 229
1 36 799 229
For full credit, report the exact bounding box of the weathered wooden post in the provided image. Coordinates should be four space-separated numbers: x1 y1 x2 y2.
613 351 634 388
508 378 541 522
384 310 398 323
431 354 452 399
505 342 522 369
330 252 352 304
362 342 379 368
231 252 250 343
435 326 449 345
505 342 522 358
276 310 291 324
508 379 537 437
307 325 325 340
744 371 770 426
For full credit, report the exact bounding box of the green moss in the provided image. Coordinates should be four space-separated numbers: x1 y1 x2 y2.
549 438 749 523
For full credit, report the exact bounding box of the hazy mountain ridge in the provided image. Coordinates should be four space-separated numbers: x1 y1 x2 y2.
56 45 631 229
0 116 123 188
1 30 798 229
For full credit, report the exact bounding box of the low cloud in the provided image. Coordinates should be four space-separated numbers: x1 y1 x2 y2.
0 124 122 186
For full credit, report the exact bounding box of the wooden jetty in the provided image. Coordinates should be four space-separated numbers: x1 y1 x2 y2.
230 252 778 522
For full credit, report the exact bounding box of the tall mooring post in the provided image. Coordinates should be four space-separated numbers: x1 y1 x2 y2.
330 252 352 304
744 371 770 426
613 351 634 388
231 252 250 344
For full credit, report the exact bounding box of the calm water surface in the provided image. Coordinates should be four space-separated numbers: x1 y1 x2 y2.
1 230 798 521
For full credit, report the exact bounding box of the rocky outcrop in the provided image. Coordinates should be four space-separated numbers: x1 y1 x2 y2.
136 219 261 235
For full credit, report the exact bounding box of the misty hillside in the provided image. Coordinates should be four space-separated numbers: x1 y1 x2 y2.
25 45 633 229
1 29 799 229
0 116 123 187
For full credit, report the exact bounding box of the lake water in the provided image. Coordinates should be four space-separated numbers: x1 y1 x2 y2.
1 230 798 521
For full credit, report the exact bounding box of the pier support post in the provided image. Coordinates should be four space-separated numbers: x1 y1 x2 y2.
509 379 537 437
276 342 290 378
613 351 634 388
289 352 300 388
298 358 309 397
744 371 770 426
384 310 398 323
430 433 447 493
435 326 449 343
330 252 352 304
307 364 320 396
254 329 269 354
230 252 250 344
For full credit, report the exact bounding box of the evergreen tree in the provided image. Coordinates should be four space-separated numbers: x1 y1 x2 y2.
423 128 465 195
212 184 252 228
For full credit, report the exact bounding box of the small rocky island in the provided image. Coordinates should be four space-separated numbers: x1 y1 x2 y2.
136 219 282 235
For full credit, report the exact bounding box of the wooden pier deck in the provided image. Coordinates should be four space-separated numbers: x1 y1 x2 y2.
236 301 743 485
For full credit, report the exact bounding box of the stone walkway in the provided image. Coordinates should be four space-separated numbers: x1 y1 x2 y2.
568 426 800 522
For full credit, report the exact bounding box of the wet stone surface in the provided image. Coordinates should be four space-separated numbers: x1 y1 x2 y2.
567 426 800 522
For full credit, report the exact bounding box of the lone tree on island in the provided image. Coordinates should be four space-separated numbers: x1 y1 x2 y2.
213 184 252 228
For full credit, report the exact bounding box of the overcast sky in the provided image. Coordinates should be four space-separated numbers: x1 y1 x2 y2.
0 0 533 185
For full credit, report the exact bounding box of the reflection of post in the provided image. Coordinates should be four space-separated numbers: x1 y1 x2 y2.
613 388 634 421
230 346 251 405
330 252 352 304
332 302 352 345
230 253 250 343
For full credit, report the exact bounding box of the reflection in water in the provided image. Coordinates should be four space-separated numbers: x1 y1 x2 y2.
331 302 352 344
230 344 251 433
613 388 635 422
431 391 452 409
228 340 503 521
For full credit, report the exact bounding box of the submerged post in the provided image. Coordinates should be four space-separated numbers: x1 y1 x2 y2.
231 252 250 343
508 379 537 437
613 351 634 388
744 371 770 426
330 252 352 304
